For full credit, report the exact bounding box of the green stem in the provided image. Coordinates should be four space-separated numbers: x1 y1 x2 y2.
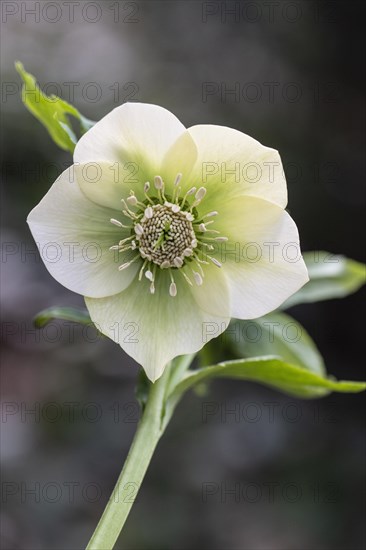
86 365 172 550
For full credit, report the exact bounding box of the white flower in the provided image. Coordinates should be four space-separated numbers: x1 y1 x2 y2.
28 103 309 381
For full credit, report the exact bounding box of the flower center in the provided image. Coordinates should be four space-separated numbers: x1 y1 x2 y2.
109 174 227 297
137 203 196 267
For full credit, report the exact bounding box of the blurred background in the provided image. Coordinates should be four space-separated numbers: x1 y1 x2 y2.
1 1 365 549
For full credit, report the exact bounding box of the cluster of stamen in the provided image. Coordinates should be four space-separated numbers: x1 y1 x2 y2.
109 174 227 297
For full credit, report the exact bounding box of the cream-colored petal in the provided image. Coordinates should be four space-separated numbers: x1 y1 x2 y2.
187 124 287 209
85 269 230 382
210 196 308 318
181 260 231 317
27 167 140 298
74 162 141 210
160 130 198 195
74 103 188 185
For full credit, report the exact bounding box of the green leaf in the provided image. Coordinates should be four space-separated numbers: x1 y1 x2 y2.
34 307 91 328
15 61 95 153
282 251 366 308
228 312 325 376
169 357 366 401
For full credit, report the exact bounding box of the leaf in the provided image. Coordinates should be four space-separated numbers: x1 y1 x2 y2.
168 357 366 401
228 312 325 376
15 61 95 153
34 307 91 328
282 251 366 308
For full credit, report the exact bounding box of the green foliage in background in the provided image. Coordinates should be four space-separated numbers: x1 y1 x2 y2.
15 62 94 152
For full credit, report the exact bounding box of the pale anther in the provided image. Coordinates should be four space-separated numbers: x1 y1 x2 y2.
169 282 177 297
193 272 203 286
145 270 154 281
210 257 222 268
174 173 182 186
127 195 138 206
134 224 144 236
145 206 154 219
195 187 207 201
154 175 164 189
110 218 123 227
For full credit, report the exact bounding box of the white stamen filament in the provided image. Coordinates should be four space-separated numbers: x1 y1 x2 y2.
118 254 140 271
121 200 139 218
182 272 193 286
138 259 148 281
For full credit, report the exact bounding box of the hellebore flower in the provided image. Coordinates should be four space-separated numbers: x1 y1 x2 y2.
28 103 308 381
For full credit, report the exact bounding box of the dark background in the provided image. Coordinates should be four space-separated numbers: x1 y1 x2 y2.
1 1 365 549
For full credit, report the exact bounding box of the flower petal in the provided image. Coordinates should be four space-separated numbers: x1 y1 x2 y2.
85 268 231 382
74 103 188 184
181 261 231 317
27 167 140 298
74 162 139 210
160 130 198 195
187 125 287 209
212 196 309 318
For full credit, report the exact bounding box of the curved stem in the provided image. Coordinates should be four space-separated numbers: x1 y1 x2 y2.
85 365 172 550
